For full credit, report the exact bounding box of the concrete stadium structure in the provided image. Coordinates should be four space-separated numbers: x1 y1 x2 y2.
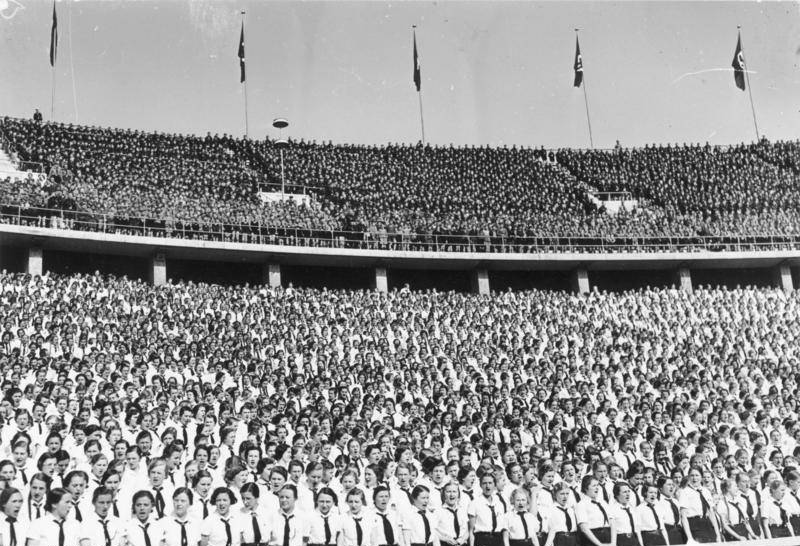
1 223 798 294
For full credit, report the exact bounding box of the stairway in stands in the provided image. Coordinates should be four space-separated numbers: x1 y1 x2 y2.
0 148 17 172
0 146 46 185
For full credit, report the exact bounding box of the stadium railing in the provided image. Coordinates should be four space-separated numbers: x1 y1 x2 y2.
2 203 800 254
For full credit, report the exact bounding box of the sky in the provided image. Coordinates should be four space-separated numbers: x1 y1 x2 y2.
1 0 799 149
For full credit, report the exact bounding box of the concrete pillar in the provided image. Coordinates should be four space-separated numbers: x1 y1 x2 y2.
571 268 590 294
150 252 167 286
374 267 388 293
27 247 43 277
674 266 693 293
471 269 490 295
263 264 281 288
773 263 793 292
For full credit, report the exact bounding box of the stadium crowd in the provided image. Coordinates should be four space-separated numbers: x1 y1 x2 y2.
0 270 792 545
2 116 800 251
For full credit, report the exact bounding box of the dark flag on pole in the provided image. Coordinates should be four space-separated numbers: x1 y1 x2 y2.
413 29 421 92
238 22 246 83
49 1 58 67
732 33 745 91
573 36 583 88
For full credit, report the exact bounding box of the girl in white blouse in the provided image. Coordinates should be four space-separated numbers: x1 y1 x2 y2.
308 488 342 546
25 487 81 546
716 478 752 542
502 487 543 546
339 488 370 546
121 490 161 546
403 485 435 546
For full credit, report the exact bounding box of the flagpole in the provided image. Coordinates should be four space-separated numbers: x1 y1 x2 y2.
413 26 426 144
418 91 426 145
576 29 594 149
242 10 249 138
50 0 57 120
738 26 760 141
51 65 56 121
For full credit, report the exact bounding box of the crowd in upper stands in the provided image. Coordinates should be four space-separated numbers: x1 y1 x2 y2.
1 116 800 248
0 270 796 544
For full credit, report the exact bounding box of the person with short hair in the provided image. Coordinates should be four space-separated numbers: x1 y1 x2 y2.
634 484 668 546
307 487 341 546
502 487 543 546
678 467 719 543
0 487 26 546
370 485 401 546
762 479 793 539
469 473 506 546
235 482 270 546
269 484 308 546
78 486 122 546
121 490 160 546
25 487 80 546
200 486 240 546
23 473 49 522
434 482 468 546
608 483 638 546
161 487 202 546
574 475 613 546
654 477 684 545
543 483 577 546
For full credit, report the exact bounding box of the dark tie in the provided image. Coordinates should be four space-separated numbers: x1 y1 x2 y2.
142 523 152 546
592 501 608 525
419 510 430 543
283 514 292 546
6 516 16 546
73 502 82 522
777 501 788 526
698 490 710 517
354 517 363 546
57 519 65 546
380 513 395 545
559 507 572 531
182 426 188 445
33 502 41 519
201 499 209 519
648 504 661 529
323 515 331 544
169 472 175 486
669 499 680 525
252 513 262 543
154 488 165 518
222 517 232 546
518 512 529 539
729 500 746 524
177 520 188 546
401 488 413 504
449 507 460 538
601 484 609 503
742 494 753 518
489 504 497 532
112 500 119 518
624 507 635 532
99 518 110 546
19 469 27 485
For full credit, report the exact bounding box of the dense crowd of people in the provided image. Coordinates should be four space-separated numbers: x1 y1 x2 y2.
0 271 792 545
3 116 800 248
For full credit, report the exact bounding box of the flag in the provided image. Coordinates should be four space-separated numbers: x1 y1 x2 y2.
238 22 246 83
573 36 583 88
49 1 58 67
413 30 421 92
732 33 745 91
